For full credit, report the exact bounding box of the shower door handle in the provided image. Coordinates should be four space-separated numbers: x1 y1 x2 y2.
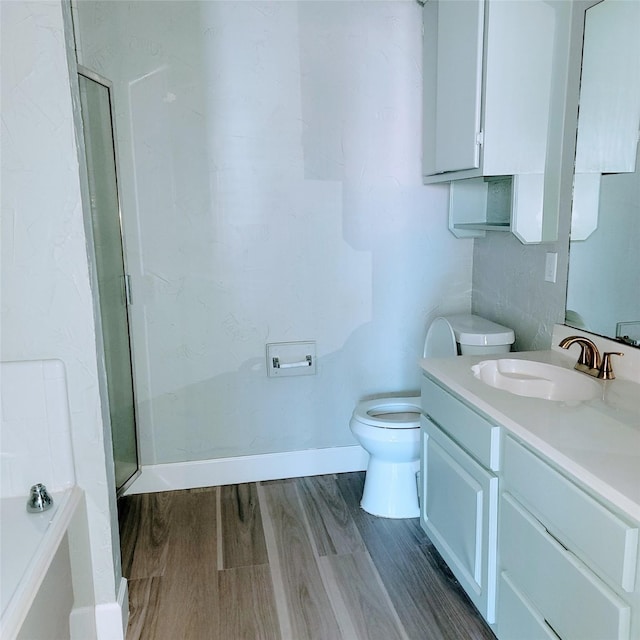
123 274 133 306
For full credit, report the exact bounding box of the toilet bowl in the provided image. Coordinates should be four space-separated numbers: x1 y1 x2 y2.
350 314 514 519
350 397 422 518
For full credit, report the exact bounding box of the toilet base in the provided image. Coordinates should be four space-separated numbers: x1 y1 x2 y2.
360 458 420 518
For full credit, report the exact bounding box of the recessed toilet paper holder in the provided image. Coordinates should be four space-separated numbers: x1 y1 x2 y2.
266 341 317 377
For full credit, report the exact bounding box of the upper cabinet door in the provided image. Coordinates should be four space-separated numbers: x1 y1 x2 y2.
422 0 573 244
424 0 557 181
481 0 555 176
429 0 484 175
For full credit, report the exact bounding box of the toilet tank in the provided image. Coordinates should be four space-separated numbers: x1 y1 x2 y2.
447 314 515 355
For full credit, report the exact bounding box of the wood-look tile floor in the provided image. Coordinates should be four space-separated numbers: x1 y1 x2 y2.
118 472 496 640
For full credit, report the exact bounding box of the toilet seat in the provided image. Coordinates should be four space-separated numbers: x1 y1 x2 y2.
352 396 421 429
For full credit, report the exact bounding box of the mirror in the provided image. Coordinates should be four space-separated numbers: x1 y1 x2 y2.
565 0 640 347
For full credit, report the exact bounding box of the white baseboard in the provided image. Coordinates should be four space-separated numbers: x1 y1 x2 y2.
117 578 128 638
125 445 369 495
92 578 128 640
69 606 97 640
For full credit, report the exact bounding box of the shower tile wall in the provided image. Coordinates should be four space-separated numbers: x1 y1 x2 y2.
74 1 474 466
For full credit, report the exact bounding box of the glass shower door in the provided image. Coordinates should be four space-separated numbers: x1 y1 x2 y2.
78 70 139 493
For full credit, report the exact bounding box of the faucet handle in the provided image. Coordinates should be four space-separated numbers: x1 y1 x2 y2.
599 352 624 380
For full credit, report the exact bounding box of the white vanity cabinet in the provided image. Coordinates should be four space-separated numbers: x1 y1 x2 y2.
420 375 501 623
496 435 640 640
422 0 567 242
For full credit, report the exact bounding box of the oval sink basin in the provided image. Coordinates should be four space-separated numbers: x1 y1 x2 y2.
471 359 602 402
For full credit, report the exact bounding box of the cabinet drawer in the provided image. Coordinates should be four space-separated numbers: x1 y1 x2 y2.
496 572 560 640
421 376 500 470
501 493 631 640
504 436 639 592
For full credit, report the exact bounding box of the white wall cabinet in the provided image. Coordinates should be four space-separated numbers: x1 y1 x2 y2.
422 0 569 242
420 376 500 622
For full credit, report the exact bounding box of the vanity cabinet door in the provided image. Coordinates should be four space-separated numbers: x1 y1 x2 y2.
421 416 498 623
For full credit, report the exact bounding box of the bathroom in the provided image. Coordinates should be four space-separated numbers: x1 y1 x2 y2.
1 0 638 638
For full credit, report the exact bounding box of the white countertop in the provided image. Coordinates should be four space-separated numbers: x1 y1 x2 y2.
420 349 640 523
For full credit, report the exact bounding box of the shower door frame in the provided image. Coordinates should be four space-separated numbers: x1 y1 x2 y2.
77 65 141 496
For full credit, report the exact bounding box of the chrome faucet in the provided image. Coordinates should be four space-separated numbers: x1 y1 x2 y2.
559 335 623 380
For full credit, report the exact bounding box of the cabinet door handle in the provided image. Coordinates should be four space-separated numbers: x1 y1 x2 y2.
124 274 133 305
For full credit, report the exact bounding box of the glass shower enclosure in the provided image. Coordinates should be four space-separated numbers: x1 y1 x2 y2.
78 68 140 494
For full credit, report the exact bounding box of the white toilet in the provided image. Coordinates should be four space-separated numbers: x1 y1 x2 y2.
350 313 515 518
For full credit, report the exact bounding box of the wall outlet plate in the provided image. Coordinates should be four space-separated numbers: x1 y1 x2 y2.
544 252 558 283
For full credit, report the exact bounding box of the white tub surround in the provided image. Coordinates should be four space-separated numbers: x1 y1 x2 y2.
0 360 81 637
0 358 128 638
420 341 640 521
0 488 81 639
0 360 75 498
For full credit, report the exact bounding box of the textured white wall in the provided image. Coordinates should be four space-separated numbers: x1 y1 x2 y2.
472 233 568 351
74 1 473 466
1 0 120 609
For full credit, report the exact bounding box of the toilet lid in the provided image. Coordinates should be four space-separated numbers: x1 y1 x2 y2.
423 314 514 356
423 317 458 358
446 313 515 346
353 397 421 429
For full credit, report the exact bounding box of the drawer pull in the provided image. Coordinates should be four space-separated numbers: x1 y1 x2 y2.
544 619 563 640
544 526 569 552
